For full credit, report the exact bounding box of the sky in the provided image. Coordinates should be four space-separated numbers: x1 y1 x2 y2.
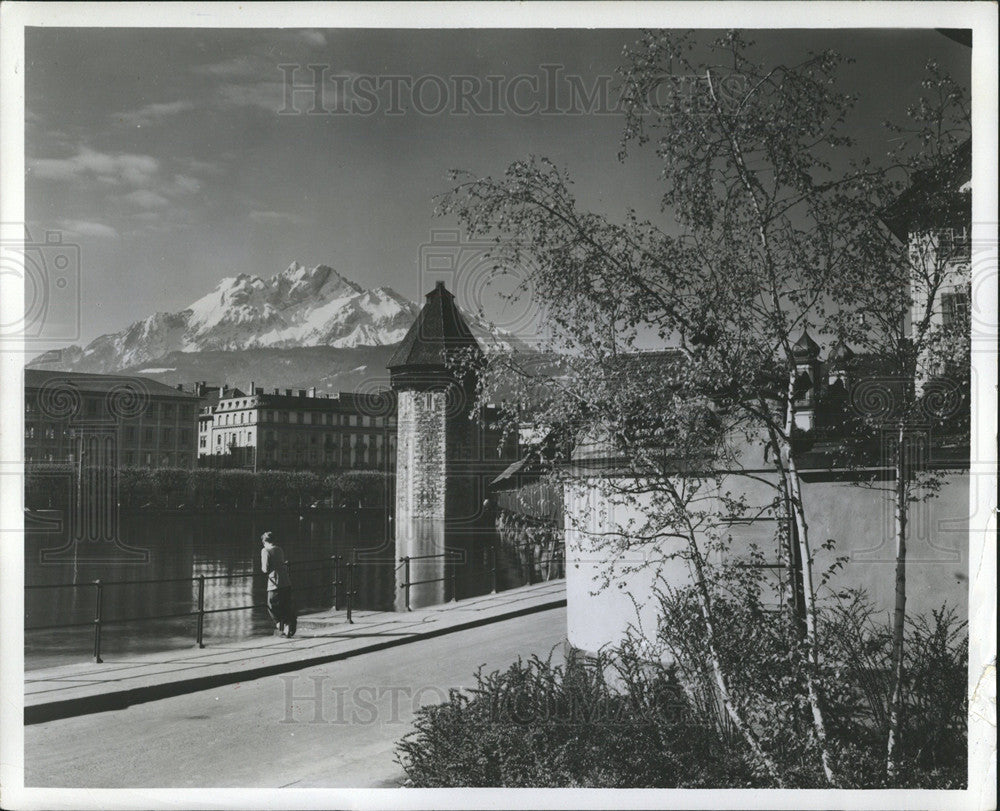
25 27 971 347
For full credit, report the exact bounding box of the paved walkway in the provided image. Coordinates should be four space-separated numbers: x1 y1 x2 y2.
24 579 566 724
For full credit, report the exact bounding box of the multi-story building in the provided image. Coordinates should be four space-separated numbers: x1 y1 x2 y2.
196 381 398 472
24 369 200 468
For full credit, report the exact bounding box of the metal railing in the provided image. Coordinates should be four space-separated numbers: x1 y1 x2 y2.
25 554 359 663
397 546 562 611
398 550 497 611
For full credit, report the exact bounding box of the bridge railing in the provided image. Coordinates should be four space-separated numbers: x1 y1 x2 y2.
25 554 354 663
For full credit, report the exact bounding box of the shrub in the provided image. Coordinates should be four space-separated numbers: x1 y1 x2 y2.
396 648 756 788
325 470 393 508
654 557 968 789
24 464 74 509
395 570 968 788
152 467 190 507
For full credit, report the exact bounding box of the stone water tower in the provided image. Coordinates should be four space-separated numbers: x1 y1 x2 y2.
387 281 488 610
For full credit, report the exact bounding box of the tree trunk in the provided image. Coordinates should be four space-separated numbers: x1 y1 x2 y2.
684 526 787 787
886 423 908 778
767 380 838 787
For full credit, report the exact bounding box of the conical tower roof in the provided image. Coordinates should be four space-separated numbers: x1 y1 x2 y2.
791 327 821 360
827 338 856 366
388 282 483 388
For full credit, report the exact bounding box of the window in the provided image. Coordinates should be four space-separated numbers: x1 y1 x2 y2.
124 451 135 466
144 428 154 443
216 435 222 445
162 428 173 444
199 437 206 449
290 412 298 424
180 406 192 420
25 424 35 439
179 429 190 444
348 415 358 427
163 404 174 419
942 289 970 330
44 427 56 439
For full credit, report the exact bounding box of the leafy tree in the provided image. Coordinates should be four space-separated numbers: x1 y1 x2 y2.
439 31 968 785
827 60 971 776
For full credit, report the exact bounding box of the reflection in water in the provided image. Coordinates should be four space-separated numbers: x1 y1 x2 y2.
25 509 392 670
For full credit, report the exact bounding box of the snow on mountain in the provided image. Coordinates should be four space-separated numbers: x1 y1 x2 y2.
29 262 524 377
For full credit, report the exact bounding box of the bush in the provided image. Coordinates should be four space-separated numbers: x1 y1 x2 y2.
325 470 393 508
654 556 968 789
24 464 74 509
396 648 756 788
395 569 968 788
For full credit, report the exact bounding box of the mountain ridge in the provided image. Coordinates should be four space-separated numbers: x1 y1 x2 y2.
28 261 525 390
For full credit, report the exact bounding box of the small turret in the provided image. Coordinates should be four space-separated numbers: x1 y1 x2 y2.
792 327 821 431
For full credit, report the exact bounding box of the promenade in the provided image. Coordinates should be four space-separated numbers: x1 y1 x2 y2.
25 579 566 725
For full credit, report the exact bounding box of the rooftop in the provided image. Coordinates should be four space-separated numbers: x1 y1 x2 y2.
24 368 199 400
387 281 483 373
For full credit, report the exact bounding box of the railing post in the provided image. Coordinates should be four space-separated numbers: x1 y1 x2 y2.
346 562 354 624
491 545 497 594
92 579 103 663
196 575 205 648
333 554 341 611
451 557 458 603
402 556 411 611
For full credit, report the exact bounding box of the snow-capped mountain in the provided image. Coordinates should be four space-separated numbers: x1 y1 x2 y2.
29 262 523 381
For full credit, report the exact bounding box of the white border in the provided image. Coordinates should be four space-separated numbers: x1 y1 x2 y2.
1 3 996 810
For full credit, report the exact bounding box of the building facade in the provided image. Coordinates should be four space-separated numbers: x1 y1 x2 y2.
24 369 200 469
196 382 397 472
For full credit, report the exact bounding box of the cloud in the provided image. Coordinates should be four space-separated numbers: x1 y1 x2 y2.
216 80 289 112
114 100 195 127
124 189 170 209
293 30 327 48
193 56 264 80
31 148 160 187
59 220 120 239
249 210 304 224
171 174 202 194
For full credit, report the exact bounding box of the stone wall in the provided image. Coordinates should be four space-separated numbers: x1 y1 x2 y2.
565 471 970 655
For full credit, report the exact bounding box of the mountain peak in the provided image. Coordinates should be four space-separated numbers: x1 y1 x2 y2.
28 261 525 378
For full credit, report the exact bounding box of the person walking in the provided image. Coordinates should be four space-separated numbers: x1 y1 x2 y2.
260 531 297 637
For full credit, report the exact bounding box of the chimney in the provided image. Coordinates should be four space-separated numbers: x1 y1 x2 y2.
249 381 256 396
285 389 292 396
307 387 317 398
298 389 306 397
